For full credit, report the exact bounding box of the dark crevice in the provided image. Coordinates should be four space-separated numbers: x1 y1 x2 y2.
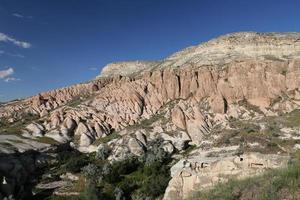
177 75 181 97
223 97 228 113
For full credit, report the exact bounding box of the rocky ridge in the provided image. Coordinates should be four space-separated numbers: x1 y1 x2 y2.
1 32 300 199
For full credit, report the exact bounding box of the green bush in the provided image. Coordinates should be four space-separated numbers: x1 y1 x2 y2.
46 139 172 200
63 154 90 173
82 164 102 184
80 182 101 200
95 145 111 160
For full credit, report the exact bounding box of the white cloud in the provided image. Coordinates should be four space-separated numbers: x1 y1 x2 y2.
0 67 20 83
12 13 24 18
4 77 21 82
0 50 24 58
0 68 14 79
0 32 31 48
7 52 25 58
12 13 33 19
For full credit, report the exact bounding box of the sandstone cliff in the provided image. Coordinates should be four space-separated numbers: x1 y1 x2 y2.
1 32 300 199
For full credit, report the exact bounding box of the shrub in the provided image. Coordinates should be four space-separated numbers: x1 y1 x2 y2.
104 156 140 183
82 164 102 184
140 138 171 167
114 187 125 200
63 154 89 173
80 182 101 200
94 132 120 145
95 145 110 160
101 163 112 176
131 190 153 200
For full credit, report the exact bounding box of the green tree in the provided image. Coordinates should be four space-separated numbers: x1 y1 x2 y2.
80 182 100 200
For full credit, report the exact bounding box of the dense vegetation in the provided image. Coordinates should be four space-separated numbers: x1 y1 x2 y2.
45 139 172 200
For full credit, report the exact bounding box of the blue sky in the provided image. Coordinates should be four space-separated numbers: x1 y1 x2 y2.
0 0 299 102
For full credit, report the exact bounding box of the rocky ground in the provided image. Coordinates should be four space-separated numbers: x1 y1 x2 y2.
0 32 300 200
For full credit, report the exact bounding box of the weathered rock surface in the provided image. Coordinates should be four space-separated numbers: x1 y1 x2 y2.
0 32 300 199
0 134 50 154
97 61 160 78
24 122 44 137
1 33 300 150
163 149 290 200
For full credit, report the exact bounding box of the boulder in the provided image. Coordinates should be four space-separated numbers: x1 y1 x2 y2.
163 152 290 200
128 138 145 156
25 123 44 137
171 106 186 130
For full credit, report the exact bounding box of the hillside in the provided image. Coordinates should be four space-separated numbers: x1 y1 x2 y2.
0 32 300 200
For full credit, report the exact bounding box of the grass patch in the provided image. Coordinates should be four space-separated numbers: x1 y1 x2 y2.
93 132 120 146
68 98 84 107
127 112 166 132
214 117 295 154
181 145 197 157
282 109 300 127
263 55 285 62
7 139 24 144
34 136 59 145
66 94 96 108
0 112 39 135
48 195 80 200
238 99 264 115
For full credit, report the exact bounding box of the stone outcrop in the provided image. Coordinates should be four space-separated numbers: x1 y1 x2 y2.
0 77 114 119
162 32 300 69
97 61 160 78
23 123 44 137
0 134 50 154
163 150 290 200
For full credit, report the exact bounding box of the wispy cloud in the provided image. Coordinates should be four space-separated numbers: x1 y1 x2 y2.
6 52 25 58
0 67 14 79
12 13 24 18
0 50 25 58
4 77 21 82
12 13 33 19
0 32 31 48
0 67 20 83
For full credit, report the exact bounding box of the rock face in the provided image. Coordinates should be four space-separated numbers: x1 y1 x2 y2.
163 149 290 200
24 123 44 137
0 134 50 154
97 61 160 78
0 32 300 199
1 32 300 151
162 32 300 69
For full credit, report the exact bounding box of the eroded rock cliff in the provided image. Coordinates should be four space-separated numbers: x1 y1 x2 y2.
1 32 300 199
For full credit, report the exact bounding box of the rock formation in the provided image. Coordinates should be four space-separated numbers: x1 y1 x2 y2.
0 32 300 199
163 148 289 200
